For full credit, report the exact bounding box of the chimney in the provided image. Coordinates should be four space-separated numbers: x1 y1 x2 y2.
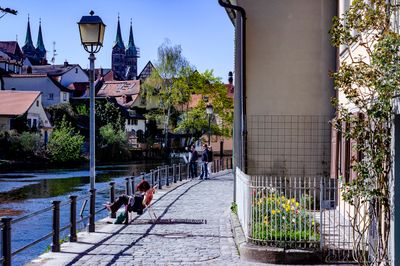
64 60 68 67
27 66 32 74
228 71 233 85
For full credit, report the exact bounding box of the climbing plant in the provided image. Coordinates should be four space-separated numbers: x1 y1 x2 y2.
329 0 400 264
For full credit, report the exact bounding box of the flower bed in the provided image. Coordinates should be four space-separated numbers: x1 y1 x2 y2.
251 194 320 248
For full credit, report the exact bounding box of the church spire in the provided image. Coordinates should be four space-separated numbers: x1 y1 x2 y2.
113 15 125 49
36 19 46 53
35 19 46 63
23 15 35 50
126 19 137 57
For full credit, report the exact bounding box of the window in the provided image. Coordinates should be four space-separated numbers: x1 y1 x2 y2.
32 119 37 129
63 92 67 101
48 93 54 100
27 119 32 127
36 100 39 107
75 68 78 74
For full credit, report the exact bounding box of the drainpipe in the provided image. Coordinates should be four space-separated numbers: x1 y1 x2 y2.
218 0 247 202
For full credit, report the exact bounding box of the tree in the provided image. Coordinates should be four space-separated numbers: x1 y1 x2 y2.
174 70 234 141
47 117 84 163
329 1 400 264
95 100 124 131
142 40 189 151
98 123 130 162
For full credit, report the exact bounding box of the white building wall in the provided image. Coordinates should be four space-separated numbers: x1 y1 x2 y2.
59 66 89 86
125 119 145 133
3 77 65 107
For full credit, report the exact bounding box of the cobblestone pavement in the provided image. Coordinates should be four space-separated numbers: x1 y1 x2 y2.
28 171 267 266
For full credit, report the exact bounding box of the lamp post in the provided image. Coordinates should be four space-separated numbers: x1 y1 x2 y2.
78 11 105 232
206 104 213 147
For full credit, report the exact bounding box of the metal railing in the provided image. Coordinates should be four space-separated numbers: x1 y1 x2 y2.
235 170 366 263
0 157 232 266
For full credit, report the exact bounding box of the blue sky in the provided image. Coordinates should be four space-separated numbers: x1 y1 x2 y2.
0 0 234 81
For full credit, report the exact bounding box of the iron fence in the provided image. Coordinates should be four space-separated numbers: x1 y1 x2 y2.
0 158 232 266
235 170 367 263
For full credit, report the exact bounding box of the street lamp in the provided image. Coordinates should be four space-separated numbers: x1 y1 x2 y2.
78 11 105 232
206 104 213 146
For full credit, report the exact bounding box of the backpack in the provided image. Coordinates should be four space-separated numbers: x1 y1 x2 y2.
114 211 127 224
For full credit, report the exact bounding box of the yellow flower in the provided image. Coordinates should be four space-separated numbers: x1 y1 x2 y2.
271 210 276 215
295 202 299 207
291 198 296 203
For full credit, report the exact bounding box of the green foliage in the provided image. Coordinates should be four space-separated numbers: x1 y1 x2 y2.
74 103 89 116
252 194 319 247
18 132 41 154
98 123 130 162
329 1 398 263
0 130 41 159
47 118 84 163
231 202 238 214
95 101 124 131
174 70 234 139
99 124 126 146
46 103 76 128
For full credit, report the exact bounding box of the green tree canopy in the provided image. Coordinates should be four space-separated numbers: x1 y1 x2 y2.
47 117 84 163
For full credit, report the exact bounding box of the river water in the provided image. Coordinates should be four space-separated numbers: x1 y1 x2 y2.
0 161 165 266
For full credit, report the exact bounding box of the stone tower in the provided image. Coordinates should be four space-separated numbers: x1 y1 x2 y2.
111 17 126 80
125 20 139 80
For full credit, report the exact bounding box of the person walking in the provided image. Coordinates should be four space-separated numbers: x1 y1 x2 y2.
199 144 209 180
189 145 198 178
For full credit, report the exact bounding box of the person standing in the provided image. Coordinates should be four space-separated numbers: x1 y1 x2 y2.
189 145 198 178
199 144 209 180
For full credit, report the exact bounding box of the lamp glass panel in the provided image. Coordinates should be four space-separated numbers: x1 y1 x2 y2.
98 24 105 45
79 24 100 44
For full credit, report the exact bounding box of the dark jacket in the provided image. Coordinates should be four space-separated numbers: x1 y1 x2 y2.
190 150 198 162
201 149 209 162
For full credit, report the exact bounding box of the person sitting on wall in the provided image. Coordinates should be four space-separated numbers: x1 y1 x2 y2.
104 180 154 215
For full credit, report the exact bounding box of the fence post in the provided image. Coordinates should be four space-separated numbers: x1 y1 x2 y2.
158 166 162 189
125 177 131 195
166 166 170 186
173 164 177 183
52 200 61 252
178 163 182 181
230 157 233 169
320 179 324 250
1 217 12 266
69 196 78 242
150 170 154 187
131 176 135 195
109 182 116 218
89 189 96 232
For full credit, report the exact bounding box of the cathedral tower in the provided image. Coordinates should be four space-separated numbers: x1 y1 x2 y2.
35 19 47 64
22 16 37 63
125 20 139 80
111 16 126 80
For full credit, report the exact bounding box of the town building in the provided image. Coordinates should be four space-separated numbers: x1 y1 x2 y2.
3 74 71 107
0 41 24 74
0 91 52 142
220 0 337 263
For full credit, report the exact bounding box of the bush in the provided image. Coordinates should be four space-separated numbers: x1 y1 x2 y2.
47 118 84 163
98 124 130 162
0 131 41 159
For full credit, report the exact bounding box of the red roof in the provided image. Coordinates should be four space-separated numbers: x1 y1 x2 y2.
0 41 22 57
97 80 140 97
0 91 41 116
